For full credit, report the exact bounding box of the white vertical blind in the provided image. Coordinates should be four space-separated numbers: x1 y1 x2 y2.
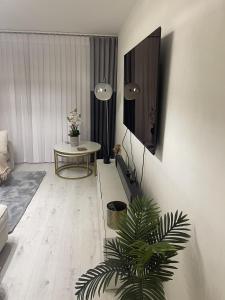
0 33 90 162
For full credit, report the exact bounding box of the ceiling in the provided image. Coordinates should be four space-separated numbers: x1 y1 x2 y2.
0 0 137 35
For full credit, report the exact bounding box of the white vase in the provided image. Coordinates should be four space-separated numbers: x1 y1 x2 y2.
70 136 80 147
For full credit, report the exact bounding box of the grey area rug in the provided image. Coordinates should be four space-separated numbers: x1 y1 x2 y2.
0 171 46 233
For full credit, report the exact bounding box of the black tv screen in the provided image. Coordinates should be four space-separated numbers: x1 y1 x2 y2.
123 27 161 154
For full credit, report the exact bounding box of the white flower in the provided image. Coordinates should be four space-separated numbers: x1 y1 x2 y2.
67 108 82 129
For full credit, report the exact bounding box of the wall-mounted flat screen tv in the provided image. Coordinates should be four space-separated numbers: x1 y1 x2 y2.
123 27 161 154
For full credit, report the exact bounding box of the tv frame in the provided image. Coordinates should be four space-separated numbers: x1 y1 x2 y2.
123 27 161 155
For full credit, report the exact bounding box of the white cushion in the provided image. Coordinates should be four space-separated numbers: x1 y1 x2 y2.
0 131 8 154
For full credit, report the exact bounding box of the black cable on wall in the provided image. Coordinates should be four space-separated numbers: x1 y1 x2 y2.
129 131 137 180
122 128 129 169
140 145 146 188
122 128 146 189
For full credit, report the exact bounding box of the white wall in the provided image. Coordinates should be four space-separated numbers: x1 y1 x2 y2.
116 0 225 299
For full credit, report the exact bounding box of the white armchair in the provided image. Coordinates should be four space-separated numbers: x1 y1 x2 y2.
0 130 13 183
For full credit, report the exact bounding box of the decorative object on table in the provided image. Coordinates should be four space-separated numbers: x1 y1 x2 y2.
0 130 12 184
77 147 87 151
75 196 191 300
0 171 46 233
107 201 127 230
94 82 113 164
70 136 79 147
67 108 81 147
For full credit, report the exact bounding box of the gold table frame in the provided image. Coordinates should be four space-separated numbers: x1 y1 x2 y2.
54 149 98 180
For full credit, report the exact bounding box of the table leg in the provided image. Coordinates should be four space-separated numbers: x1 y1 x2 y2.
94 152 97 176
87 154 89 176
54 151 57 174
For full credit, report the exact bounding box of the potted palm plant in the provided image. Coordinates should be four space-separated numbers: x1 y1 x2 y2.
75 196 191 300
67 108 81 147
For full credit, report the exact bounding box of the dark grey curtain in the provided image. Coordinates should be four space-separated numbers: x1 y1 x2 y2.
90 37 118 158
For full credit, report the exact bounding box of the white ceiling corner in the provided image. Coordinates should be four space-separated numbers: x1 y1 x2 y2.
0 0 137 35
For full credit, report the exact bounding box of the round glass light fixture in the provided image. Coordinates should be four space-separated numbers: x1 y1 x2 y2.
94 83 113 101
124 82 140 100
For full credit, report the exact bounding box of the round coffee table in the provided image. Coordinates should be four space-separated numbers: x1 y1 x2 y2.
54 141 101 179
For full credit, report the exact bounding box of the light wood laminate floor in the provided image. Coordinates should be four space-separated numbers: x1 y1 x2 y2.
0 163 114 300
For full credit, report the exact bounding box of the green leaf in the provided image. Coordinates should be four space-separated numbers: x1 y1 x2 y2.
129 240 176 275
75 262 125 300
116 275 166 300
75 196 191 299
117 196 160 247
154 211 191 250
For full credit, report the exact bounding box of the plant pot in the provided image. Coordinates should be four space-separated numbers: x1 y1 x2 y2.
70 136 80 147
107 201 127 230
